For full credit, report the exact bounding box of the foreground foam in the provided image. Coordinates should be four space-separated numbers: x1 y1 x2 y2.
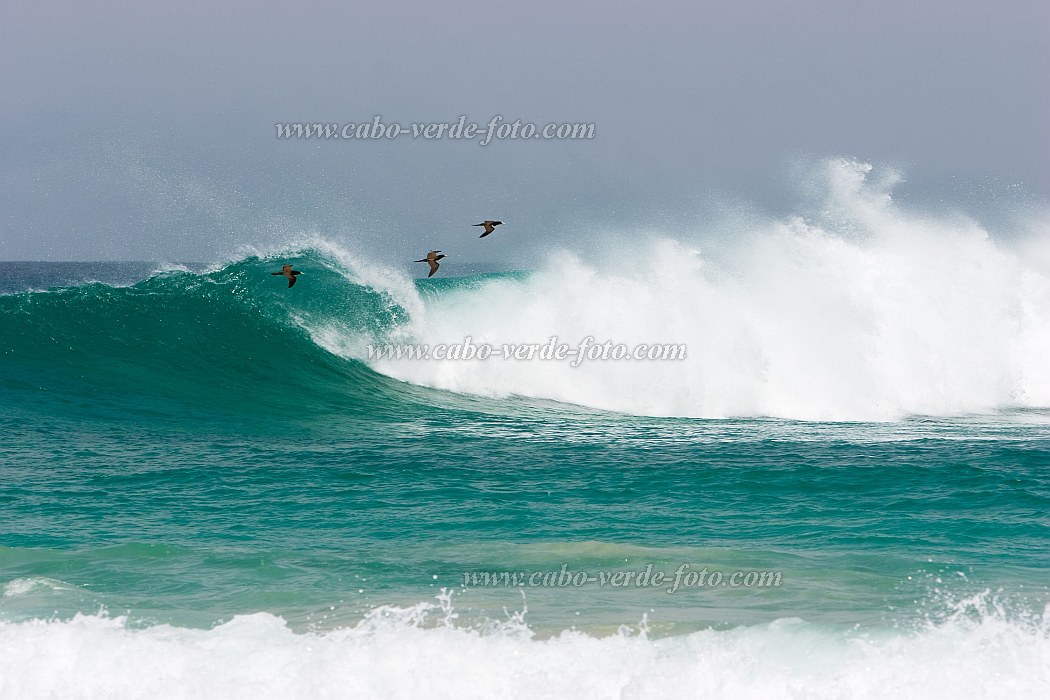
2 595 1047 699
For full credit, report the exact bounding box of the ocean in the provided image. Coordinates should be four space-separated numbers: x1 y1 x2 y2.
2 169 1050 698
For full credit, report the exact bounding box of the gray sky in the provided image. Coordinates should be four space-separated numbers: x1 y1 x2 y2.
1 0 1047 262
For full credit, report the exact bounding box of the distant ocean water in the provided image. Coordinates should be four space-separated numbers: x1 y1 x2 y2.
2 163 1050 698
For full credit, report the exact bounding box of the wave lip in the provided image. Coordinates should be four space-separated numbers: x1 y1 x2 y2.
0 245 424 421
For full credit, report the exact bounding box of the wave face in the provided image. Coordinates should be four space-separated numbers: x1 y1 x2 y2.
2 160 1049 422
0 244 426 424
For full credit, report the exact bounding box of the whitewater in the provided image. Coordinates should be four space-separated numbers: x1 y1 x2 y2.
307 159 1050 421
3 596 1050 699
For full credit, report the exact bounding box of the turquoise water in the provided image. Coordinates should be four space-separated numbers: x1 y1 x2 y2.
1 240 1049 696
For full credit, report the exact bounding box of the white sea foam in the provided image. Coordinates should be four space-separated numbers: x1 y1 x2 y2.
3 577 76 597
364 159 1050 420
1 591 1047 699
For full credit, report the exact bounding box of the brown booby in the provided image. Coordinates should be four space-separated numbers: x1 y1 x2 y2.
271 264 302 288
473 220 503 238
414 250 446 278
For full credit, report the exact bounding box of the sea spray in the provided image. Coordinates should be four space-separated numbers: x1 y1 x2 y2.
366 159 1050 420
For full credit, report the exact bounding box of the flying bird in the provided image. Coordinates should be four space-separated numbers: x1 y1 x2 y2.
473 220 503 238
415 250 446 278
271 263 302 288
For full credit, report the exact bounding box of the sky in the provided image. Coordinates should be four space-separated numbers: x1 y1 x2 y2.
1 0 1047 263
